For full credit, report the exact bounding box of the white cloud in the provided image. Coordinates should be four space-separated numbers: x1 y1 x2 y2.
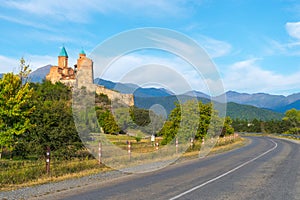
3 0 91 23
95 52 222 95
0 14 55 31
2 0 198 23
0 55 20 73
23 55 57 71
222 59 300 95
263 38 287 55
0 55 57 73
196 35 232 58
286 22 300 40
263 23 300 56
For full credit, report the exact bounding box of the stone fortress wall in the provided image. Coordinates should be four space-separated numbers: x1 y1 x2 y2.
46 47 134 106
96 85 135 106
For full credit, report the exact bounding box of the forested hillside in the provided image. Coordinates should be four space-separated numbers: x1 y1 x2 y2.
135 95 283 121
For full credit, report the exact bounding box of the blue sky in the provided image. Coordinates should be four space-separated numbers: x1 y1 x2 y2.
1 0 300 95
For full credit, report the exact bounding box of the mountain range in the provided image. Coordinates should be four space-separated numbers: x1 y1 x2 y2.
1 65 299 120
29 65 52 82
96 78 299 113
214 91 300 113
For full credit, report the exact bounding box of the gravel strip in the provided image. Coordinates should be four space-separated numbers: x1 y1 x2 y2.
0 170 127 200
0 158 184 200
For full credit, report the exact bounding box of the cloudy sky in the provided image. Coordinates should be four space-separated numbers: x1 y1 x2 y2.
1 0 300 95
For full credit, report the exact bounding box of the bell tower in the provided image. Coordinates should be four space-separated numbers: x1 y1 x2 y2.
77 49 86 70
58 46 68 68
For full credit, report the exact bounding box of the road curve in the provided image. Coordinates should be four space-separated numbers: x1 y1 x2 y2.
37 137 300 200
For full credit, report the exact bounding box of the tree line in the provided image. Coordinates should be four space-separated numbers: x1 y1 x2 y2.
158 100 234 145
232 108 300 134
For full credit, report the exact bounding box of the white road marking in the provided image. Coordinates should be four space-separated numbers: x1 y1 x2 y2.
169 139 278 200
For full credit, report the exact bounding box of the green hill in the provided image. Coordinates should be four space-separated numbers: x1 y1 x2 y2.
225 102 283 120
134 95 283 121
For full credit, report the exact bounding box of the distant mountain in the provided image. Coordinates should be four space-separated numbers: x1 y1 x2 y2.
94 78 294 118
0 65 51 82
287 93 300 104
226 102 283 120
94 78 137 94
215 91 287 108
275 100 300 113
135 95 210 116
183 90 210 99
134 95 283 121
95 78 174 97
29 65 51 82
214 91 300 113
134 87 174 97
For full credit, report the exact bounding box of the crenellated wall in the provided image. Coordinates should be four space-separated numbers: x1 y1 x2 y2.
96 85 134 106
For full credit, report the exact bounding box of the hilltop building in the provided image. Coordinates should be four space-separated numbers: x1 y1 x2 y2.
46 47 93 87
46 47 134 106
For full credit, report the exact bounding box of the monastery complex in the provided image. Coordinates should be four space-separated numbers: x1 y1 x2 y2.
46 47 134 106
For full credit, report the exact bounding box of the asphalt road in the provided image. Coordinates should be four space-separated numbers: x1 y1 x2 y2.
40 137 300 200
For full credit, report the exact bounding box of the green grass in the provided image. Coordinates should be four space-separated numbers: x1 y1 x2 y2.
0 134 244 191
0 158 106 189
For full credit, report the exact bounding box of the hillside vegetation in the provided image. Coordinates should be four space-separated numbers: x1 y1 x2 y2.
135 95 283 121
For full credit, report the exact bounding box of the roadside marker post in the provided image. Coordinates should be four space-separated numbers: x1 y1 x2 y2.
176 138 178 154
45 146 50 175
190 138 194 148
128 141 131 160
151 134 155 147
98 142 102 165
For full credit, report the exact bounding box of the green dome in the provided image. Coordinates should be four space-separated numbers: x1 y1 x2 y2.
79 49 86 55
59 46 68 57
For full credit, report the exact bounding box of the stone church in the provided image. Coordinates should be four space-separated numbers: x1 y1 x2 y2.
46 47 134 106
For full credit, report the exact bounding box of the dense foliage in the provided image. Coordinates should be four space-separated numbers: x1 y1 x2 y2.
135 96 283 121
226 102 283 120
282 108 300 134
15 81 83 159
0 73 35 158
158 101 234 145
232 109 300 134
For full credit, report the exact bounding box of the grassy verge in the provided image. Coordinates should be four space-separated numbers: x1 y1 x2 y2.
180 137 247 160
0 136 247 191
239 132 300 141
0 159 112 191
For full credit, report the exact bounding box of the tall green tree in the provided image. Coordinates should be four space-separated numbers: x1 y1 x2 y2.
20 81 83 159
18 57 31 85
98 110 120 134
283 108 300 134
159 100 234 145
0 72 34 158
158 102 182 145
220 117 234 137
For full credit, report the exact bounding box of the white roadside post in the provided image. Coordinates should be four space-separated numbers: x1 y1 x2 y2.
176 138 178 154
128 141 131 160
46 146 50 175
151 134 155 147
98 142 102 165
